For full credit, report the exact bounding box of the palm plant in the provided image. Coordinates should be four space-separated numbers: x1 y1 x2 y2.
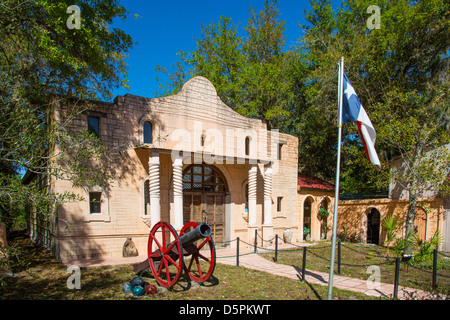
382 215 401 255
414 230 444 262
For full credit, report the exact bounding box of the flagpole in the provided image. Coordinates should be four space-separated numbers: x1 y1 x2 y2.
327 56 344 300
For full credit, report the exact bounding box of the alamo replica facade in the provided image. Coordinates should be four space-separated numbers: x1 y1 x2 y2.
23 76 449 263
26 76 299 262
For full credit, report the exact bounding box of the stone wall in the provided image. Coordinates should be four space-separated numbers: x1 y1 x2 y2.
337 197 445 248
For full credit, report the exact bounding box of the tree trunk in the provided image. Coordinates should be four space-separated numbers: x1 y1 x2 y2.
404 187 418 256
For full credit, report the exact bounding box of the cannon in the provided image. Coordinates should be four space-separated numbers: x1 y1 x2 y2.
134 221 216 288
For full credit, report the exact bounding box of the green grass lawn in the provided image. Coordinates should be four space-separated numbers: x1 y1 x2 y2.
0 233 380 300
259 241 450 296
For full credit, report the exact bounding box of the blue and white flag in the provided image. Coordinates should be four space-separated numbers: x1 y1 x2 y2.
341 73 380 166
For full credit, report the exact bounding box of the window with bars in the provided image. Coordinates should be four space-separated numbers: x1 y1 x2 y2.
182 164 227 192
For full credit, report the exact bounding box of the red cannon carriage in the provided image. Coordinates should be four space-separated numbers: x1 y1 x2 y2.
134 221 216 288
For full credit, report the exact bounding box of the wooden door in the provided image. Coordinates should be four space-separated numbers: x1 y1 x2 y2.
204 194 224 243
183 194 202 225
183 193 224 243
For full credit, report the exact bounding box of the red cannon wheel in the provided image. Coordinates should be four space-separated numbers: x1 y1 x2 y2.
148 221 184 288
180 221 216 283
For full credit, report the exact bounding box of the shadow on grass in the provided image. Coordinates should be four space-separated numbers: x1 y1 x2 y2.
292 265 325 300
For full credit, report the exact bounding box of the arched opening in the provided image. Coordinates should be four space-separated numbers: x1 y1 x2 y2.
303 198 312 240
367 208 381 245
182 163 228 243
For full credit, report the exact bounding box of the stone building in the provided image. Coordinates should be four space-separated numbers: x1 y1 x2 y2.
26 76 300 262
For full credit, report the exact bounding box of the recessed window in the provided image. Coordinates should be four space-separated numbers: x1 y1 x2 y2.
245 137 250 156
143 121 152 144
87 116 99 138
278 143 283 160
277 197 283 212
144 179 150 215
89 192 102 214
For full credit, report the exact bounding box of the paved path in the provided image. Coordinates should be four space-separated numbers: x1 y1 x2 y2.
215 244 420 299
64 242 432 300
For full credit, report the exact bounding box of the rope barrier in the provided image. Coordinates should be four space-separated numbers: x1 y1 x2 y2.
213 236 450 293
341 242 389 259
256 232 276 243
407 263 450 279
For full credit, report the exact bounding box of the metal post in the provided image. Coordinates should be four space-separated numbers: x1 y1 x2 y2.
301 246 307 283
337 240 341 275
254 229 257 253
275 234 278 263
327 57 344 301
393 257 400 299
432 249 438 291
236 237 240 267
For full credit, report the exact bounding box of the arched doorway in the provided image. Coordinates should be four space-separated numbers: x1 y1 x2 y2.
367 208 380 245
303 198 312 240
182 163 228 243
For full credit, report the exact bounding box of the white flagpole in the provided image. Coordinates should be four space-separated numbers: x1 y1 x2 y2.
327 56 344 300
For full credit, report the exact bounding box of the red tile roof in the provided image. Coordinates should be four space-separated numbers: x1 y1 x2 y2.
298 175 335 191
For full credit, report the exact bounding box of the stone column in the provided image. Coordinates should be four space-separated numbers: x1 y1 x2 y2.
263 165 273 226
248 164 257 227
148 152 160 228
173 156 183 231
262 165 274 247
248 164 258 248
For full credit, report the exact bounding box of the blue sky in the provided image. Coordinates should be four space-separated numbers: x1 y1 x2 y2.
111 0 341 101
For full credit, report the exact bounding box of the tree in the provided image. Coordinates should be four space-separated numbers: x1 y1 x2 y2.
294 0 344 181
300 0 450 253
155 0 305 132
0 0 133 231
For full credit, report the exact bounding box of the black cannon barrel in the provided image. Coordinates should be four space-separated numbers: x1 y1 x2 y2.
179 223 212 248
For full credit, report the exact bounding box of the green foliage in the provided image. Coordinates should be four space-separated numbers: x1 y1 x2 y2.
0 241 32 286
391 232 414 258
156 0 307 132
300 0 449 187
413 230 443 263
0 0 133 232
318 208 329 219
382 215 401 247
